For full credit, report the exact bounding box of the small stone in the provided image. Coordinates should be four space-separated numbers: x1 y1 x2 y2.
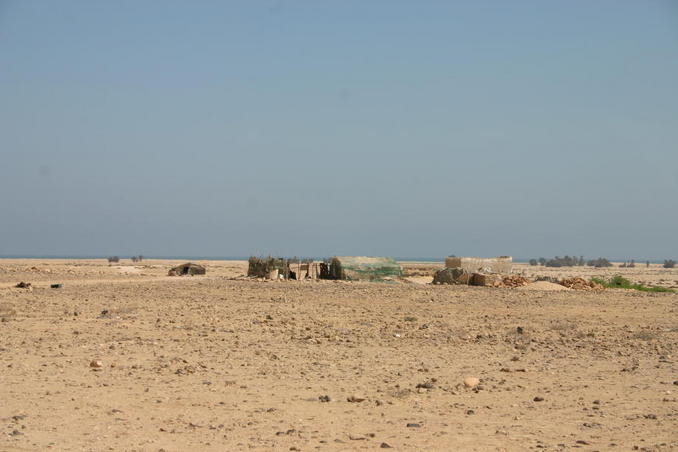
90 360 103 369
347 395 365 403
380 442 392 448
416 380 435 389
464 377 480 388
406 423 421 428
318 395 331 402
533 396 544 402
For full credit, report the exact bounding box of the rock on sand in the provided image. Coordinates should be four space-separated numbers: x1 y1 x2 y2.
463 377 480 388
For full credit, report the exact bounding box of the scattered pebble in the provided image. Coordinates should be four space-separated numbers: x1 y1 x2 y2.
464 377 480 388
416 379 436 389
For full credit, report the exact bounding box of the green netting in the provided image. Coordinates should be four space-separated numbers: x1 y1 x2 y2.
326 256 402 281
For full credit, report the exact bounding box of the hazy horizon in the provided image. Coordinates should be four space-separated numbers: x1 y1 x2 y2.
1 1 677 259
0 255 674 265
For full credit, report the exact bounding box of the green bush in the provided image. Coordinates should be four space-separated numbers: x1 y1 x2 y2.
590 275 674 293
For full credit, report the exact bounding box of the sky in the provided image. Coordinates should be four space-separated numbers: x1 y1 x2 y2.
0 0 677 260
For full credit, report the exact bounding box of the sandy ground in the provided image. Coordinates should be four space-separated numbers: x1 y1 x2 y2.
0 259 676 451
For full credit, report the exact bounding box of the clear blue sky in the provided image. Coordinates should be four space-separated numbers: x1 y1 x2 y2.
1 0 676 259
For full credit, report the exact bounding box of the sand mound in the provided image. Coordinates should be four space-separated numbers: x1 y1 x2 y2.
520 281 571 291
404 276 433 285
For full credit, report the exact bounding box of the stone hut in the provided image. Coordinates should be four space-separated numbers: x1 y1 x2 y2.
168 262 206 276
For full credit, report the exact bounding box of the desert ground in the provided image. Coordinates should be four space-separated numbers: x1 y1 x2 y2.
1 259 676 451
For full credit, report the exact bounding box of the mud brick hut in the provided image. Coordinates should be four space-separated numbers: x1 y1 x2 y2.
444 256 512 274
320 256 402 281
168 262 206 276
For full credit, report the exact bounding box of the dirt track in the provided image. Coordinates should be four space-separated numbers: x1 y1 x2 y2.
1 260 676 451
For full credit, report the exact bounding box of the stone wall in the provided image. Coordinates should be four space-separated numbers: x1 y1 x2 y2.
444 256 512 274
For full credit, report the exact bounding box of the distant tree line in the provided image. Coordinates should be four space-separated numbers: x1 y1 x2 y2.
528 257 677 268
107 255 143 264
528 256 611 267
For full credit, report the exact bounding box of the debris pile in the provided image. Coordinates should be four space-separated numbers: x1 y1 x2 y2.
500 275 530 288
559 277 604 290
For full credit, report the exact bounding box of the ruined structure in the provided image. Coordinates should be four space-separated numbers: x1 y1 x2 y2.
444 256 512 274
